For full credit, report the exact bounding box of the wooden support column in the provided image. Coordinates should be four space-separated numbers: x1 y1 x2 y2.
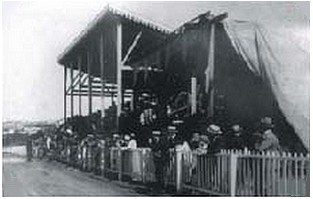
64 65 67 124
87 50 93 115
116 20 122 128
70 62 74 118
164 44 170 69
78 56 82 116
130 93 134 111
100 34 105 117
205 23 216 117
191 77 197 115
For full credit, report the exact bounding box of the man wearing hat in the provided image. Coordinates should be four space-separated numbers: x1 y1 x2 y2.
150 131 166 191
255 117 280 151
207 124 225 154
225 124 245 150
167 126 178 148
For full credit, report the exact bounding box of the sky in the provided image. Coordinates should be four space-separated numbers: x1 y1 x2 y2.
2 1 310 121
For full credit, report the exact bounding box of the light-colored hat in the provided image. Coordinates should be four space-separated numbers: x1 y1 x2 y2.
207 124 222 134
168 126 178 132
232 124 242 132
173 120 184 125
152 131 161 135
124 134 130 141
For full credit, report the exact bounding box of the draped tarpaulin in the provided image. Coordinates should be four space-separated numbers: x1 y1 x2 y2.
224 20 309 150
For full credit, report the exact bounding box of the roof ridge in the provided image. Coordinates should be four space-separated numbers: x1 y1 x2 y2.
108 5 172 34
58 5 172 63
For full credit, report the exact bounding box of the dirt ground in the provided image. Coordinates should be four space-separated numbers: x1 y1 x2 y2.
2 148 141 196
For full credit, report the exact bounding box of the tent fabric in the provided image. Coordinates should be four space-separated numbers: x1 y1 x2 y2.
223 20 309 150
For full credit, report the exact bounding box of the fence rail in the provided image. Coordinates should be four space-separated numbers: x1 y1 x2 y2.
49 144 309 196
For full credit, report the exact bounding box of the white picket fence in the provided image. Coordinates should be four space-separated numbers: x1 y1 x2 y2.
60 145 309 196
180 149 310 196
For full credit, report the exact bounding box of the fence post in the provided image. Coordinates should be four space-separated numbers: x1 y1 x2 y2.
118 148 122 181
100 140 105 176
229 150 238 196
176 150 183 193
141 149 146 184
305 154 310 197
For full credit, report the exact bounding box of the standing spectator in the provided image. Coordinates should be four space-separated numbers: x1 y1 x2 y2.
255 117 281 152
128 133 137 149
190 132 201 150
207 124 224 154
226 124 245 150
46 135 52 151
150 131 166 192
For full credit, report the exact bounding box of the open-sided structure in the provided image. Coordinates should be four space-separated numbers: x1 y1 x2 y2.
58 6 308 152
58 6 170 126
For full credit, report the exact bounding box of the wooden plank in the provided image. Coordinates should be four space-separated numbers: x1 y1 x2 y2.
206 23 216 117
287 152 292 196
71 92 132 98
267 152 272 196
100 33 105 118
78 56 82 116
64 65 67 123
262 151 266 196
182 184 228 196
116 19 122 127
70 62 74 118
282 152 287 196
122 31 142 64
271 152 276 196
66 70 82 93
256 154 260 196
294 153 298 196
87 50 93 115
191 77 197 115
277 155 281 196
73 89 132 95
229 152 238 196
300 154 305 196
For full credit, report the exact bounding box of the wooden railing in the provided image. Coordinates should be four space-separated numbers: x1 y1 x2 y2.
55 144 309 196
179 149 310 196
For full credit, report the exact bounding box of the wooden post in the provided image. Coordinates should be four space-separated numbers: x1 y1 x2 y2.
87 50 93 115
100 140 105 176
206 23 216 117
118 148 122 181
191 77 197 115
129 93 133 111
64 65 67 124
78 56 82 116
176 150 183 192
116 20 122 128
100 34 105 118
70 62 74 118
229 151 238 196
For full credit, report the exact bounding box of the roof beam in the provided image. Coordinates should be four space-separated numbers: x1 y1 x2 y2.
122 31 142 64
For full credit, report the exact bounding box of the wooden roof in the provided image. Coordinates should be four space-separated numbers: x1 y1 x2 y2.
57 6 170 73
